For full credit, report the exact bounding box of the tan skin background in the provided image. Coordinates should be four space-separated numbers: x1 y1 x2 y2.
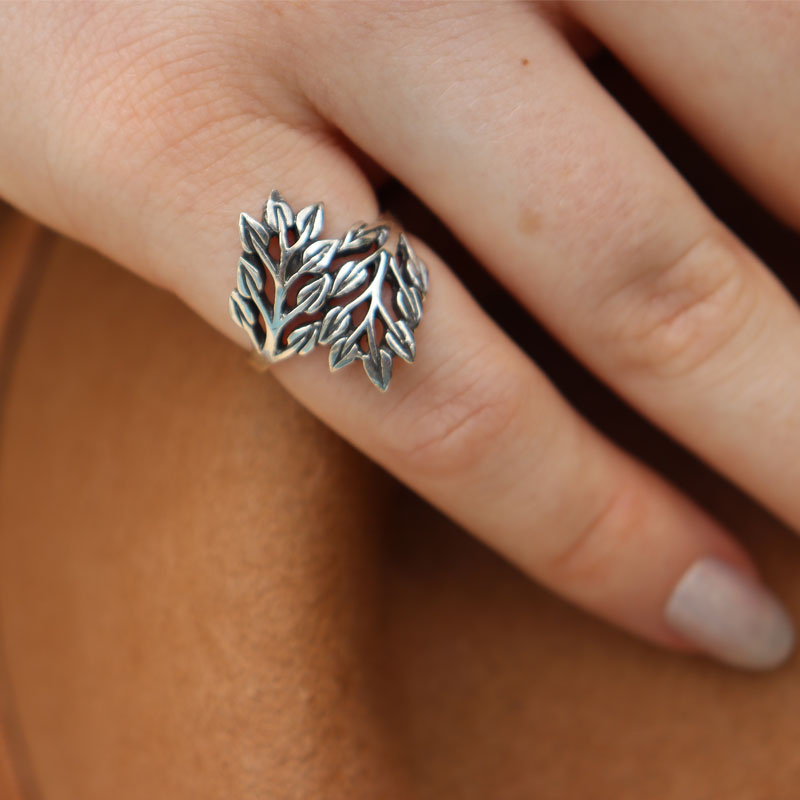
1 56 800 800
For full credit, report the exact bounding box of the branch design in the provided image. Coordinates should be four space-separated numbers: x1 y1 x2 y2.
230 191 338 360
319 233 429 391
229 191 428 389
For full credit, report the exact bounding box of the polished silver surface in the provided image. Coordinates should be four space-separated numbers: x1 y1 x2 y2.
230 190 428 390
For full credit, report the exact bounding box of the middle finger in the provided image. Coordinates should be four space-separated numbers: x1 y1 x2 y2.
293 2 800 533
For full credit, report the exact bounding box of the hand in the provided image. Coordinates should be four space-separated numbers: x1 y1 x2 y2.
1 1 797 670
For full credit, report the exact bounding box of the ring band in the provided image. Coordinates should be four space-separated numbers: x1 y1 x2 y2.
229 190 428 391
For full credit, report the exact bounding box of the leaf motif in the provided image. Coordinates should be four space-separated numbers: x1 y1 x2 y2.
301 239 338 273
338 223 364 251
239 215 275 281
330 259 369 297
397 234 428 294
287 321 320 355
229 292 265 350
363 347 393 391
236 267 250 298
240 270 262 306
296 273 332 313
319 307 351 344
384 319 415 363
395 289 411 322
230 190 426 384
231 192 341 361
239 212 272 251
265 190 294 234
339 223 389 254
238 255 265 293
295 203 324 240
417 261 429 294
317 249 421 388
229 291 255 327
396 286 422 326
329 337 361 370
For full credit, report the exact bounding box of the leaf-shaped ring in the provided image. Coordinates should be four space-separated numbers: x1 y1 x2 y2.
229 190 429 391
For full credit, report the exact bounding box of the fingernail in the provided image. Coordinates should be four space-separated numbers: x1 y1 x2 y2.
665 557 795 670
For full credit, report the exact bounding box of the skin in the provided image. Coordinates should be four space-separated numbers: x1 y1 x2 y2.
1 1 800 656
3 168 800 800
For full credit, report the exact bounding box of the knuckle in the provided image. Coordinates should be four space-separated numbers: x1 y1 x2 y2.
63 7 306 188
387 354 524 477
599 229 756 379
544 478 646 589
95 50 250 170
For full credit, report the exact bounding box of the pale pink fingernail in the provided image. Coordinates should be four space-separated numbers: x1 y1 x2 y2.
666 557 795 671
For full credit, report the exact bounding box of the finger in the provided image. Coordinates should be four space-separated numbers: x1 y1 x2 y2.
566 1 800 228
0 4 793 668
126 111 789 665
278 234 784 666
293 4 800 556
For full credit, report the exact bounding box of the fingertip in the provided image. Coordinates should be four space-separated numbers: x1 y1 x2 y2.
665 556 795 671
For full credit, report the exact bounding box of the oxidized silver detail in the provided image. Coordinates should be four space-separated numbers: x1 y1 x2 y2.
229 190 428 391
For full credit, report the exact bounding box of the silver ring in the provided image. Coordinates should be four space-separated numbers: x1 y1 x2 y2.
229 190 428 391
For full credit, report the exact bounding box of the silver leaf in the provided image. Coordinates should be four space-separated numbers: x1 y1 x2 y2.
330 259 369 297
397 234 428 294
287 321 320 355
239 212 272 251
296 273 332 313
339 223 389 254
329 337 361 370
265 189 294 233
302 239 338 273
229 292 256 326
319 307 351 344
295 203 324 240
239 256 264 293
363 348 393 391
385 320 415 362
